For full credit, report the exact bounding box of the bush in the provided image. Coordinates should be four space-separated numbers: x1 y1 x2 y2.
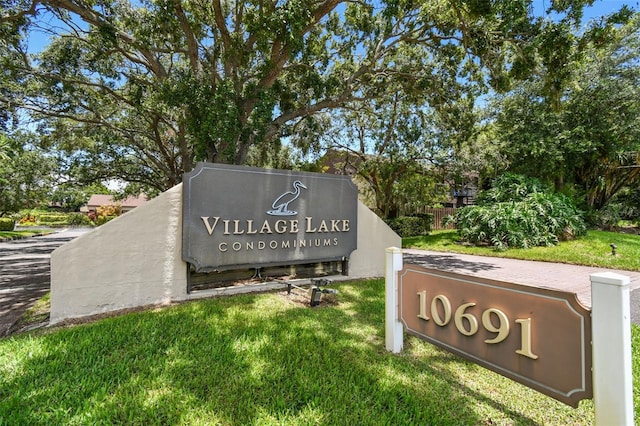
17 211 38 226
385 214 433 237
66 213 92 226
476 173 548 205
93 205 122 226
38 214 69 226
96 215 117 226
16 210 69 227
451 175 586 249
594 203 624 230
595 187 640 228
0 218 15 231
96 204 122 217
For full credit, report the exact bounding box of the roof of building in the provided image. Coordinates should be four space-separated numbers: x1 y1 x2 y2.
86 194 147 209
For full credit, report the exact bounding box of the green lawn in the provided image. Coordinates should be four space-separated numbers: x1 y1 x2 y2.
0 229 55 241
0 281 611 425
1 228 639 424
404 229 640 272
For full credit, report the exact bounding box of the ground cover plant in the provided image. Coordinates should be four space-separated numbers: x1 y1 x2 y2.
0 280 603 425
405 229 640 272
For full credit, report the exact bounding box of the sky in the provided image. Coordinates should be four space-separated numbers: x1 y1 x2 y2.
27 0 639 53
533 0 639 22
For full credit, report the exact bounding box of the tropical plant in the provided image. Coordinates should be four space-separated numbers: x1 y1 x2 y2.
449 174 586 249
476 173 548 204
595 185 640 229
616 186 640 224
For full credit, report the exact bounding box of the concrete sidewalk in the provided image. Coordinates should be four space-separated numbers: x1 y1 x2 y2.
403 249 640 323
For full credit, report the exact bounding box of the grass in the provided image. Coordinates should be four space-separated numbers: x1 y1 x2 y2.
2 228 638 424
0 229 55 241
404 229 640 272
0 281 612 425
9 294 51 333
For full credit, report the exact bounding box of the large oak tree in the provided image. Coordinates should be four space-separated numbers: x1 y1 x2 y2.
1 0 603 192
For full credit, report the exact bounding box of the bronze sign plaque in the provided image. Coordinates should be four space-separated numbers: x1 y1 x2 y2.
182 163 358 272
398 265 592 407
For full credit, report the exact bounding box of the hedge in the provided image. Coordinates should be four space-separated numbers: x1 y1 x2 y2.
385 214 433 237
0 218 16 231
38 214 70 225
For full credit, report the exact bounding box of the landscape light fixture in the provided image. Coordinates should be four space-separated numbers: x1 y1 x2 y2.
310 287 323 306
610 243 617 256
309 278 338 307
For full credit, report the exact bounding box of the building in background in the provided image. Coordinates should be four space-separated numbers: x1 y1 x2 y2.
81 194 147 214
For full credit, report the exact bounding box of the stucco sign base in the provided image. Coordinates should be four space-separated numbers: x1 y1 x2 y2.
50 184 399 324
50 185 187 324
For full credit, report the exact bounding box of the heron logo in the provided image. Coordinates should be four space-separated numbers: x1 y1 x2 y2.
182 163 357 272
267 180 307 216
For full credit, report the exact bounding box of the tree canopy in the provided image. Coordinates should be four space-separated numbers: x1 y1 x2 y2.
492 12 640 211
0 0 608 193
0 131 57 216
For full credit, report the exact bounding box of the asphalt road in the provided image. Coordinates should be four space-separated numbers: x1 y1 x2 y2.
0 228 90 336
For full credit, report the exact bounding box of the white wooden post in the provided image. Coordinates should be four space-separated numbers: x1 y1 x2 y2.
590 272 633 425
385 247 404 353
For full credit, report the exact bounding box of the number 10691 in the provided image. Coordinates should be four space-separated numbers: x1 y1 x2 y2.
416 291 538 360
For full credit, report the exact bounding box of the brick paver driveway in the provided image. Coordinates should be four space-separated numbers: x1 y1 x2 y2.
2 233 639 336
404 249 640 323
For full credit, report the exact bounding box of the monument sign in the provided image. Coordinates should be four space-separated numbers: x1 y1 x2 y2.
397 265 592 407
182 163 358 272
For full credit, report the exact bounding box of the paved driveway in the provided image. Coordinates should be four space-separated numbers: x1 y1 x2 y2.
404 249 640 323
1 233 639 336
0 228 90 336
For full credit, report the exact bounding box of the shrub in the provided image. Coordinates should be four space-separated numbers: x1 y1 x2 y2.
16 210 69 227
595 187 640 229
38 214 69 226
91 205 122 226
67 213 93 226
18 212 38 226
594 203 624 231
96 215 117 226
476 173 548 205
451 175 586 249
385 214 433 237
0 218 15 231
96 204 122 217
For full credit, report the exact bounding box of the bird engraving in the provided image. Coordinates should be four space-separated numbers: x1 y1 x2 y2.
267 181 307 216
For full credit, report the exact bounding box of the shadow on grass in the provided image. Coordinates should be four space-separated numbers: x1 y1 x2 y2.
403 231 459 249
0 282 587 425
